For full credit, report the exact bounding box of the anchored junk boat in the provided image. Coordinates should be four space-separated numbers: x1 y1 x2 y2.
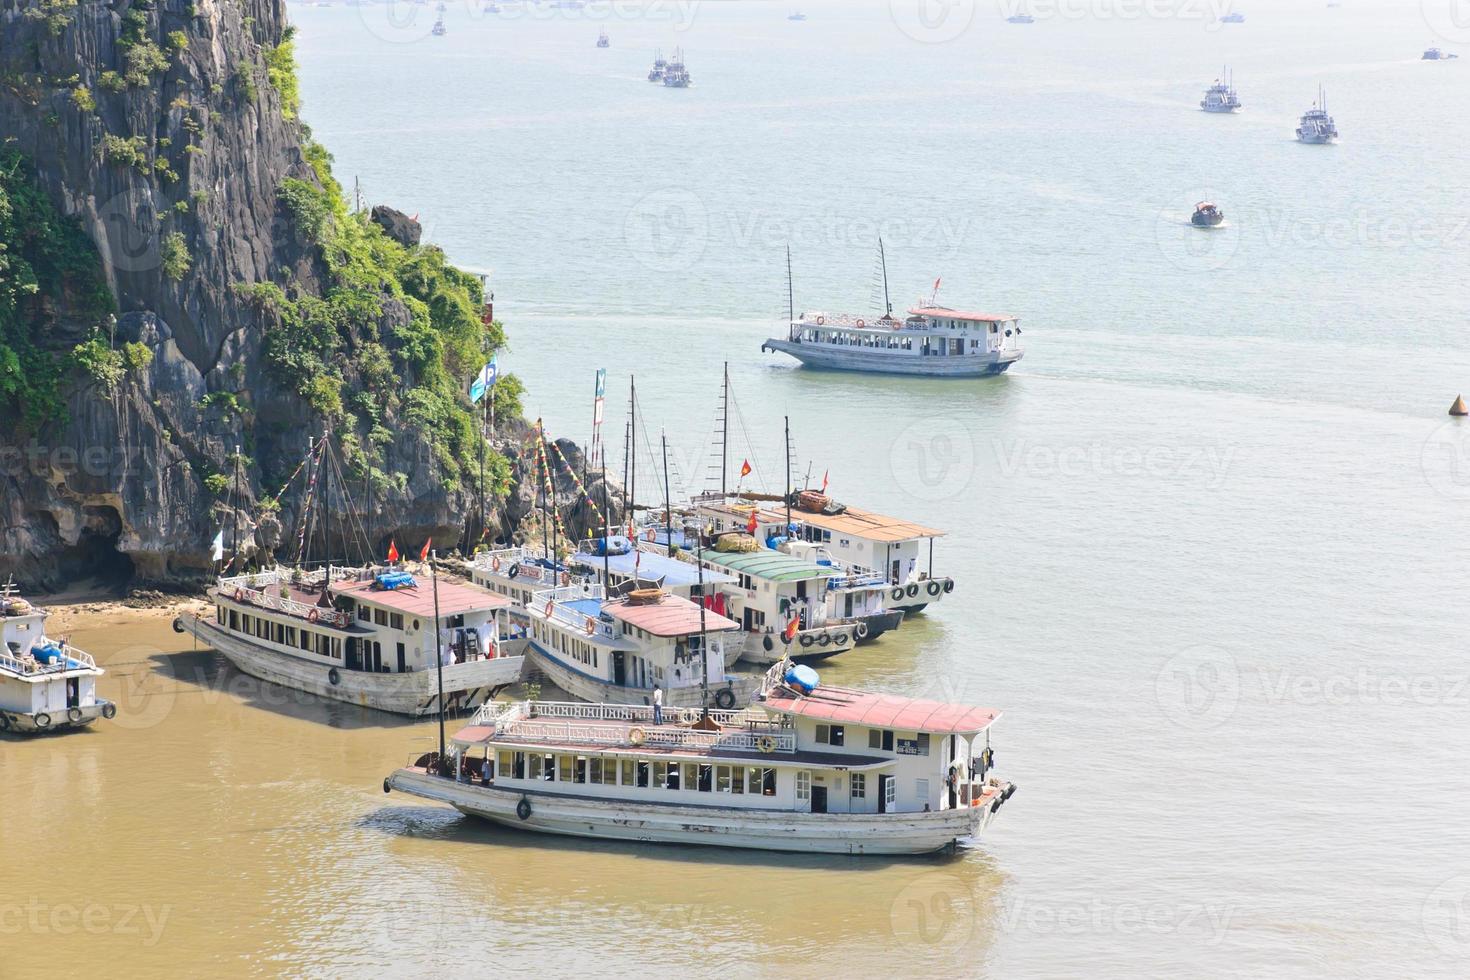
0 583 116 734
382 659 1017 855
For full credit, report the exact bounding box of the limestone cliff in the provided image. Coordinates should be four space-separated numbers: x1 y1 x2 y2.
0 0 608 589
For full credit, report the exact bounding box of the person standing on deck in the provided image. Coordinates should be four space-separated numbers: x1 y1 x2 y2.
653 685 663 725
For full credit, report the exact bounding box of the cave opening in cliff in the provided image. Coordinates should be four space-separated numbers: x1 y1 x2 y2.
56 506 135 589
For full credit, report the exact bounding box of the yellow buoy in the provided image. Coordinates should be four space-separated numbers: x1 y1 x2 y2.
1451 395 1469 417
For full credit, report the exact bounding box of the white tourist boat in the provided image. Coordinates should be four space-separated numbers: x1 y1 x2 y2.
174 564 526 716
468 546 571 628
382 660 1017 856
1296 86 1339 143
764 305 1024 377
1200 68 1241 112
0 585 116 734
523 580 755 709
694 494 954 617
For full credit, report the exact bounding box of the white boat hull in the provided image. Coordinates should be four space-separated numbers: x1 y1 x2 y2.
526 643 755 710
0 700 115 735
385 768 1000 855
885 578 954 615
176 614 526 716
763 338 1021 377
738 624 856 665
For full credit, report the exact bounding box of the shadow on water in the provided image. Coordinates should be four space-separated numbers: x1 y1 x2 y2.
360 801 991 873
151 649 430 732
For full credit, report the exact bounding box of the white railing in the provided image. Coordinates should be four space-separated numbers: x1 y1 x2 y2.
469 699 793 752
472 547 529 571
796 312 909 331
218 570 352 629
0 640 96 676
531 584 619 636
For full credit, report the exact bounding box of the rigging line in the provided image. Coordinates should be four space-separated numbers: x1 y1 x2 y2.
727 383 769 495
634 401 667 510
295 435 326 567
324 443 373 566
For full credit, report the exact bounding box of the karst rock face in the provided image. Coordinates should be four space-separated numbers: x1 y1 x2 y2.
0 0 609 590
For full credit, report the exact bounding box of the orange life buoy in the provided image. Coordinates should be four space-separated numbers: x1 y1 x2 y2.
856 319 866 328
815 315 825 325
233 587 245 602
644 528 655 542
544 600 554 618
307 608 320 624
492 557 502 572
585 616 596 636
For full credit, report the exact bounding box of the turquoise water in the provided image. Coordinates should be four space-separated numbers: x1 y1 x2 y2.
287 1 1470 974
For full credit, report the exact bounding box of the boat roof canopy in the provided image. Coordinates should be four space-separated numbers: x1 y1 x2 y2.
764 684 1001 736
908 306 1017 322
334 576 510 618
570 548 735 588
602 594 741 636
693 548 840 582
757 502 945 542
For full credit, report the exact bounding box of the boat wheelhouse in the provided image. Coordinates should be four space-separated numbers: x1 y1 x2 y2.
175 565 525 716
0 587 115 734
1200 69 1241 112
695 494 953 616
382 660 1017 856
468 546 571 626
763 306 1023 377
524 582 753 709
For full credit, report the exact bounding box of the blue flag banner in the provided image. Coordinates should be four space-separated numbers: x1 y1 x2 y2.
470 357 499 403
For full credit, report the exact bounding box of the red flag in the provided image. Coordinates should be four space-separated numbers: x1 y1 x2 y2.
745 510 758 535
386 540 399 562
739 459 752 478
420 539 432 561
782 615 800 643
821 469 829 493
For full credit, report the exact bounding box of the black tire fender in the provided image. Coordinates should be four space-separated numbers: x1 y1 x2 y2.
943 579 955 594
906 583 920 598
516 797 533 821
817 632 831 647
762 635 774 652
927 581 941 597
172 617 185 634
891 587 905 602
383 778 392 794
328 668 341 686
715 688 737 710
34 712 51 730
507 564 521 579
101 702 117 720
799 633 815 648
855 621 869 640
67 707 83 724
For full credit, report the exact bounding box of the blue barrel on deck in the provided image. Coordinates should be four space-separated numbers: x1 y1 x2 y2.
784 664 820 693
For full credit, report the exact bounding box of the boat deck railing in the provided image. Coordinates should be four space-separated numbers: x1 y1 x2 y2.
529 584 623 639
470 699 795 753
472 546 531 571
218 569 352 629
0 641 96 677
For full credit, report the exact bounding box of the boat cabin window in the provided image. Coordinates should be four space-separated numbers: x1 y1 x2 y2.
816 724 845 746
868 728 895 751
851 774 866 799
796 770 810 801
358 606 371 623
897 733 930 756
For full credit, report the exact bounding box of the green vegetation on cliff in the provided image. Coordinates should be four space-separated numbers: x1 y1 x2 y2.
250 139 521 497
0 153 114 426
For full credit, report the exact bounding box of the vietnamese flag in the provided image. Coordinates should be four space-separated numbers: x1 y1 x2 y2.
745 510 758 535
782 615 800 643
821 469 829 493
420 539 432 561
739 459 752 478
386 539 399 563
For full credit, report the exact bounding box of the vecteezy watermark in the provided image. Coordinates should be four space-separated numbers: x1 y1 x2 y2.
1153 189 1240 274
1424 873 1470 958
1258 205 1470 251
1003 0 1235 28
0 442 141 480
991 438 1237 489
1155 644 1240 731
995 896 1237 943
889 417 977 503
0 900 171 947
888 0 978 44
1419 419 1470 502
889 873 978 946
1421 0 1470 45
622 188 710 273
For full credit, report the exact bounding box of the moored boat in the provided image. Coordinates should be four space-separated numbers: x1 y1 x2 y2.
382 660 1017 855
0 584 116 734
1191 201 1225 227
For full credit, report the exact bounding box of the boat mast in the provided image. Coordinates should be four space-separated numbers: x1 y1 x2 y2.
430 548 446 769
629 376 637 529
879 237 892 316
662 430 673 558
694 518 709 718
539 419 550 562
720 361 729 498
547 428 559 564
784 416 792 537
600 461 612 588
230 444 241 574
786 245 794 340
321 427 331 575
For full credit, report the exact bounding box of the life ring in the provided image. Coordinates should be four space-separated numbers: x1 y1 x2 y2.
628 727 646 745
67 707 83 724
544 600 554 618
815 315 825 325
307 608 320 623
561 572 571 586
34 712 51 730
328 667 341 686
762 635 774 652
926 581 942 597
799 633 815 648
585 616 596 636
817 632 831 647
508 564 521 579
855 621 869 640
234 587 245 602
855 319 866 327
172 617 185 634
492 557 502 572
516 797 533 821
943 580 955 594
644 528 656 542
756 735 777 753
101 702 117 720
715 688 737 710
891 587 905 602
906 583 920 598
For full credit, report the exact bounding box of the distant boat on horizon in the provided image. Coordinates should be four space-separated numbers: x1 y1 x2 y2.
1200 67 1241 113
787 11 807 21
1296 86 1339 143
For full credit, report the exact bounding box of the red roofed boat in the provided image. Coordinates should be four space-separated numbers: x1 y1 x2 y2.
381 658 1016 855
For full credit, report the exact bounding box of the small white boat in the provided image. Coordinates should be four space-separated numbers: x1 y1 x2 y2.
1219 10 1244 22
1006 13 1035 23
787 11 807 21
1191 201 1225 228
0 583 115 734
596 28 609 48
383 659 1017 855
1200 68 1241 112
663 48 691 87
1422 47 1458 60
1296 86 1338 143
